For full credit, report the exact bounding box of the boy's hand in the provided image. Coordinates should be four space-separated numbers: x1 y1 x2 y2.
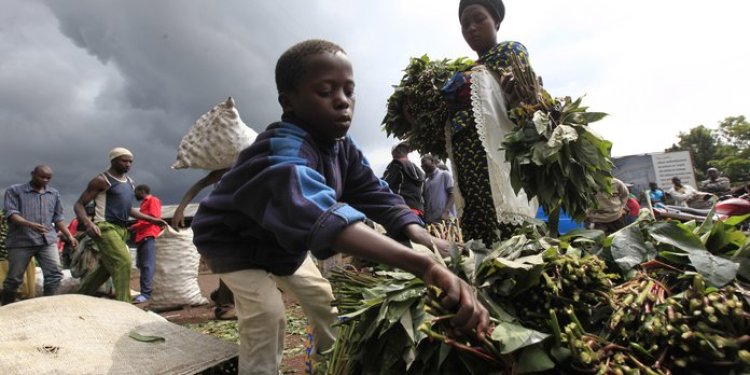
404 224 451 257
423 263 490 339
431 237 451 257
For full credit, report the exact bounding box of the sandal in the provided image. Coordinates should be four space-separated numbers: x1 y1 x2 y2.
214 304 237 320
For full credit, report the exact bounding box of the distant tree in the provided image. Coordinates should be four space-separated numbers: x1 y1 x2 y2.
665 125 719 180
666 116 750 183
718 115 750 149
714 116 750 181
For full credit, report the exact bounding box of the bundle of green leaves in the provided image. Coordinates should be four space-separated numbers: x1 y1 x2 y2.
500 54 613 224
382 55 474 160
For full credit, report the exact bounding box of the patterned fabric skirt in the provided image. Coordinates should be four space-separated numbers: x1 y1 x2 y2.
452 127 517 247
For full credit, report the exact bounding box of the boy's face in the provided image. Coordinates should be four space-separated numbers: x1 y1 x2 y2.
281 51 355 140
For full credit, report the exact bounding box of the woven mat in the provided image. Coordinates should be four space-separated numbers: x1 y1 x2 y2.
0 295 237 374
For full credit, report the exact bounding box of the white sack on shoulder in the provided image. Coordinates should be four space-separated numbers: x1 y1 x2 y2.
172 96 258 170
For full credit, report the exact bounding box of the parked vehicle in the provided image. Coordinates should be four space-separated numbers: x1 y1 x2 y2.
653 193 750 232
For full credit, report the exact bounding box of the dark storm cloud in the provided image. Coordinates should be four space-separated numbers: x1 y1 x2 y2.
1 0 467 212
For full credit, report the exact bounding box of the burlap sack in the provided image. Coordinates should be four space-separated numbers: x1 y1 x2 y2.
150 226 208 309
0 295 237 375
172 96 258 170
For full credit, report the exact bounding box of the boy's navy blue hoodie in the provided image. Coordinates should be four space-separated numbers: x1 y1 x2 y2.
191 121 421 276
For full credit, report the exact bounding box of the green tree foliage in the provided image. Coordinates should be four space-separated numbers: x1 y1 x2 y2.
715 116 750 181
665 125 718 180
719 115 750 149
666 116 750 182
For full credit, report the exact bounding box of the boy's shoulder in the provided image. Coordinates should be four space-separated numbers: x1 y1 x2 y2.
250 121 359 160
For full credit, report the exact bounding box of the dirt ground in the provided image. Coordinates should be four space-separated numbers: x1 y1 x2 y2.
129 270 308 374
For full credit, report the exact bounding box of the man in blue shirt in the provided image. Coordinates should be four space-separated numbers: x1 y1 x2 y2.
648 182 666 206
421 154 456 224
2 165 78 305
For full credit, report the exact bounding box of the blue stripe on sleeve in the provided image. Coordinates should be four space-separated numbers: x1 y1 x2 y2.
331 204 366 224
296 167 338 212
269 126 339 213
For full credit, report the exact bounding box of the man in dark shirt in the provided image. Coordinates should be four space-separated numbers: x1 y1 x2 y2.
2 165 78 305
382 142 425 218
73 148 165 302
700 167 732 195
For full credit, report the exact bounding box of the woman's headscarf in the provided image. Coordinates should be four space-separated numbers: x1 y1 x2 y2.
458 0 505 25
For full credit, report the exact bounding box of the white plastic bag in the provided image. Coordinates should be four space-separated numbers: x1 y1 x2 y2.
172 96 257 170
150 226 208 308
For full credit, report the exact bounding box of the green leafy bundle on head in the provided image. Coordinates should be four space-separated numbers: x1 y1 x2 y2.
382 55 474 160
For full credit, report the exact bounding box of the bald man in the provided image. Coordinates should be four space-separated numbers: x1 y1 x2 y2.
700 168 731 196
73 148 166 302
2 165 78 305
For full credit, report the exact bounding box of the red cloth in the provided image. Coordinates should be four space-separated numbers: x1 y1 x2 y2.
58 218 79 251
626 197 640 217
131 194 162 243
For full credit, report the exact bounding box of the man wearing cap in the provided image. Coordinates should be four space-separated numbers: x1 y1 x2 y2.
73 147 166 302
700 168 731 196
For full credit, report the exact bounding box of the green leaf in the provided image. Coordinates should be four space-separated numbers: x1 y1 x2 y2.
491 321 549 354
399 309 416 343
725 214 750 226
128 331 165 343
549 345 572 362
577 112 608 124
649 221 739 286
532 111 550 135
545 124 578 151
610 225 656 272
517 344 555 373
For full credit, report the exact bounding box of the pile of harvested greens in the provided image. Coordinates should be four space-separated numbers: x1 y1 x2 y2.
318 210 750 374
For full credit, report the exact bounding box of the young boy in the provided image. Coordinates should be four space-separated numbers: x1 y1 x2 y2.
191 39 489 373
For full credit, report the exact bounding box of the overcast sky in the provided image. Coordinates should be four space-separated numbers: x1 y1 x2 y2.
2 0 749 214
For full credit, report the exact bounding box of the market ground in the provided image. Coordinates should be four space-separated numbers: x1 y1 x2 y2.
129 268 308 374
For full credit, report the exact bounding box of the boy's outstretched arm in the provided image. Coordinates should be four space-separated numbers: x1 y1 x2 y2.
332 221 490 339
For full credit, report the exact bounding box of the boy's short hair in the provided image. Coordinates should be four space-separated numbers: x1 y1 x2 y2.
135 184 150 194
275 39 346 93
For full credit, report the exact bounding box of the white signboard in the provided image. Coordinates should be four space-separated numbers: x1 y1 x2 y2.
651 151 698 190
